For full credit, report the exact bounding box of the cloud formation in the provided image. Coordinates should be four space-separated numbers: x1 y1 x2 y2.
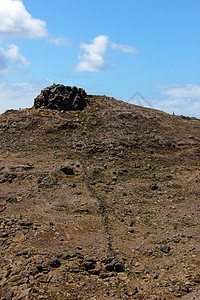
0 43 30 75
0 81 38 112
0 0 48 39
75 35 139 72
152 83 200 118
159 83 200 99
0 76 53 113
110 41 139 55
75 35 109 72
0 1 72 78
128 83 200 118
47 35 73 47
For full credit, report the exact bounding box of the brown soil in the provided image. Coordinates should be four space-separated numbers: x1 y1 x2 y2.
0 94 199 299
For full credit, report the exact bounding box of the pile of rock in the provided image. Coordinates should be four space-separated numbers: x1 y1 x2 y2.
33 84 89 111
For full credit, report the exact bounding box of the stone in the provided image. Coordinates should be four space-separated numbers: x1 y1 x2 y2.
150 183 158 190
60 166 74 175
99 272 115 278
105 260 125 272
62 254 71 260
47 258 61 268
114 262 125 272
105 263 114 272
132 287 139 295
18 288 32 299
126 220 135 227
88 268 100 275
83 259 96 270
33 84 89 111
160 245 171 254
1 232 9 238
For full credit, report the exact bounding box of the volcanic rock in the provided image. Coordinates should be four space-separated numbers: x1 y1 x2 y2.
33 84 88 111
60 165 75 175
0 86 200 299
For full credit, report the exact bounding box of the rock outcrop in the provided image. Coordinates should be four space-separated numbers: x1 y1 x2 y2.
33 84 88 111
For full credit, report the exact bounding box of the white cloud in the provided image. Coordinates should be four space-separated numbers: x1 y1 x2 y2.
152 83 200 118
48 35 73 47
153 97 200 118
75 35 109 72
0 1 72 46
0 43 30 75
127 83 200 118
74 35 139 72
110 41 139 55
0 0 48 39
0 77 53 113
6 43 29 65
158 83 200 99
0 81 38 112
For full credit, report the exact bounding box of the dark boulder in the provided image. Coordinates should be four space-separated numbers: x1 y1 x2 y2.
60 166 75 175
33 84 89 111
83 259 96 270
105 259 125 272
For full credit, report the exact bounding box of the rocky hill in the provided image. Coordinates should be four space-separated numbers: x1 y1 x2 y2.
0 85 199 299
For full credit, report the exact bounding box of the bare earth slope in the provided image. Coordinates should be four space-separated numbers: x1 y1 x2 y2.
0 88 199 299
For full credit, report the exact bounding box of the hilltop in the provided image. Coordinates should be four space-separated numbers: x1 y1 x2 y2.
0 85 199 299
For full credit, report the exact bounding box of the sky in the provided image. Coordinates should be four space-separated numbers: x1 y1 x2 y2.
0 0 200 117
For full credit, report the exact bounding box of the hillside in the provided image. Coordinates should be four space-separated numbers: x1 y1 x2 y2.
0 85 199 299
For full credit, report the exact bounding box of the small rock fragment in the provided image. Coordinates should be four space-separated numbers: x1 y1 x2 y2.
160 245 171 254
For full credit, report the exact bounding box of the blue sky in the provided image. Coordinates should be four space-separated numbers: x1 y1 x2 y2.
0 0 199 117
